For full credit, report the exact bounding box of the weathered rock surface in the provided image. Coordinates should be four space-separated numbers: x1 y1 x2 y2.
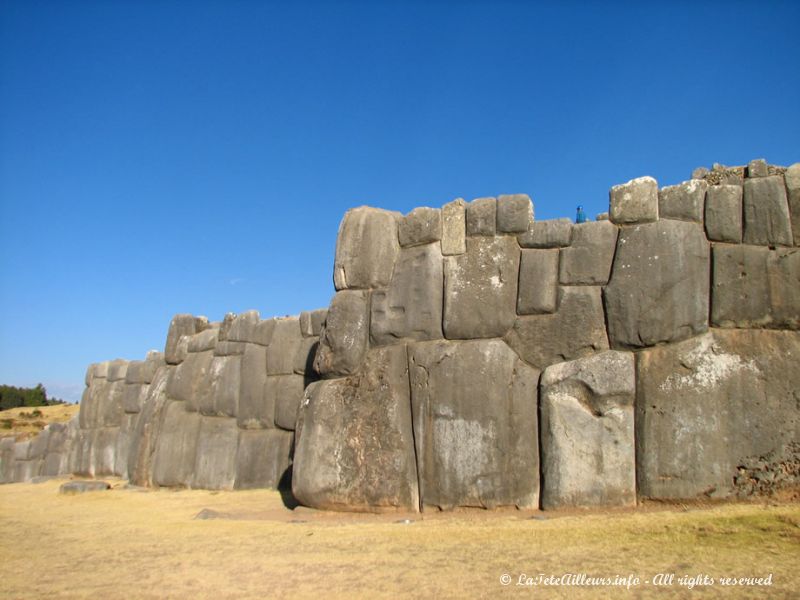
711 244 770 327
742 175 793 246
60 481 111 494
152 400 201 487
371 244 443 345
334 207 400 290
658 179 707 222
609 176 658 224
496 194 533 233
235 429 293 490
165 315 208 364
604 220 709 348
187 329 218 353
314 290 370 377
466 197 496 236
786 163 800 246
167 350 214 406
705 184 743 243
192 417 239 490
767 248 800 329
299 309 327 337
293 346 419 511
505 286 609 370
269 374 305 431
408 340 539 510
539 351 636 509
266 318 302 375
398 207 441 247
237 344 271 429
559 220 618 285
441 198 466 255
637 330 800 499
517 249 559 314
747 158 769 178
518 218 572 248
443 236 519 339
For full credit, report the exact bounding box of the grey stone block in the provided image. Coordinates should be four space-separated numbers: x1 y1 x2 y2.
334 206 400 290
192 416 239 490
269 374 305 431
596 212 609 221
167 350 214 407
517 249 559 315
743 175 793 246
125 359 160 385
152 400 201 487
637 330 800 499
127 366 171 486
441 198 467 255
205 356 241 417
237 344 271 429
466 197 496 236
408 339 539 510
214 341 247 356
293 346 419 512
443 236 519 339
97 380 124 428
266 318 302 375
705 184 743 243
299 309 327 337
505 286 609 370
0 438 15 483
517 218 573 248
609 176 658 224
226 310 261 343
14 459 41 482
784 163 800 246
122 383 148 414
165 314 207 365
93 361 109 379
711 244 770 327
114 413 137 478
747 158 769 178
28 428 50 459
604 220 709 348
540 351 636 509
91 427 119 476
314 290 370 378
658 179 707 222
692 166 709 179
235 429 293 490
559 220 618 285
767 248 800 329
187 329 218 353
252 318 276 346
14 440 31 461
293 337 318 375
496 194 533 233
371 244 444 345
398 207 442 247
60 481 111 494
106 359 128 382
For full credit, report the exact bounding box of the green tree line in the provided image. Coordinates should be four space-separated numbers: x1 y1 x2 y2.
0 384 66 411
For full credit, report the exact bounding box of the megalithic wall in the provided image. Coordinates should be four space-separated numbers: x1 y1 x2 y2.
292 159 800 512
0 308 327 489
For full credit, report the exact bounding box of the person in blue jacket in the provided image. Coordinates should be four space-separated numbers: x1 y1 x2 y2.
575 205 587 223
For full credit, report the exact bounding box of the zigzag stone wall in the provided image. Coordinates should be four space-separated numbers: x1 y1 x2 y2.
2 159 798 513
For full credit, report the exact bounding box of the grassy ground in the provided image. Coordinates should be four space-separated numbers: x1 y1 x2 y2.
0 404 79 440
1 479 798 599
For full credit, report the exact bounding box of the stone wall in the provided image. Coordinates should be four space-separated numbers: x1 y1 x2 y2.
2 159 798 511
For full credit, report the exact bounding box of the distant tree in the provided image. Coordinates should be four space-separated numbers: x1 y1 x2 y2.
0 383 65 410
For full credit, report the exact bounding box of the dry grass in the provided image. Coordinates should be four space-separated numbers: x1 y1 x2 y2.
1 479 798 599
0 404 79 440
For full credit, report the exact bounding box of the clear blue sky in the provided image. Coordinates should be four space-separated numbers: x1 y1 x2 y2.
1 1 798 403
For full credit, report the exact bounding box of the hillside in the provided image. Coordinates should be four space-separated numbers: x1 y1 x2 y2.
0 404 79 441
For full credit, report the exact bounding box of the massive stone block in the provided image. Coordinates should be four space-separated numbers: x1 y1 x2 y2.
205 355 241 418
96 380 124 428
235 429 293 490
496 194 533 233
743 175 793 246
705 184 743 243
293 337 319 375
559 220 618 285
786 163 800 246
443 236 519 339
517 218 572 248
398 207 441 247
225 310 261 343
266 318 302 375
658 179 707 222
91 427 119 476
293 346 419 512
333 207 400 290
269 374 305 431
167 350 214 409
106 359 129 382
299 309 327 337
314 290 369 377
165 314 208 365
441 198 466 255
192 417 239 490
187 329 218 353
0 438 15 483
237 344 271 429
466 197 496 236
505 286 609 370
152 400 201 487
604 220 709 348
517 249 558 315
637 330 800 499
371 244 444 345
125 355 162 385
408 340 539 510
609 176 658 224
114 413 137 478
122 383 149 414
127 366 171 486
767 247 800 329
539 351 636 509
711 244 770 327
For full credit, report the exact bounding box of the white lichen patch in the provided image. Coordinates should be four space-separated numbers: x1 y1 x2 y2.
660 335 760 392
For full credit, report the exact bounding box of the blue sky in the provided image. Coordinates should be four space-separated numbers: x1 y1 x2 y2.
1 0 798 403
